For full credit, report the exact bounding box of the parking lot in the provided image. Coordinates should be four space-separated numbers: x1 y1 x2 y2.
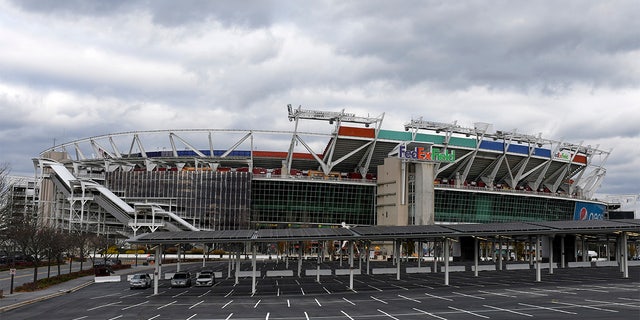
2 260 638 320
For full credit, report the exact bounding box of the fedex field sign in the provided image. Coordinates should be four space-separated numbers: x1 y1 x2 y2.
399 146 455 162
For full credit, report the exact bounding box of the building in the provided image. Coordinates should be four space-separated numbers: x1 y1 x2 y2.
32 106 611 238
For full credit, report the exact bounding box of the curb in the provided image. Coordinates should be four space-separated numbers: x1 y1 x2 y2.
0 280 94 313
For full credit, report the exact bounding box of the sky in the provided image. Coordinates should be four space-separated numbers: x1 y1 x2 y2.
0 0 638 209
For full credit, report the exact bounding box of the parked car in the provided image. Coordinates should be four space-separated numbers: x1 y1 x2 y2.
195 272 215 287
129 273 152 289
170 272 192 288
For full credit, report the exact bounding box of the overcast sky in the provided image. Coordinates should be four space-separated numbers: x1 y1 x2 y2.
0 0 638 207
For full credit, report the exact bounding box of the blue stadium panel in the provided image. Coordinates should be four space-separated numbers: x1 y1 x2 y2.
479 140 504 152
506 144 529 155
533 148 551 158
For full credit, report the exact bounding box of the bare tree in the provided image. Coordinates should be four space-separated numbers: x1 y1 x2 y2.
9 214 54 286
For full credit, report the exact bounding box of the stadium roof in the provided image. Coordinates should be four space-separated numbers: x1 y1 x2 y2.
128 219 640 244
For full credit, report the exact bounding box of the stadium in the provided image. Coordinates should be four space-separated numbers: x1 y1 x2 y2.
32 105 612 239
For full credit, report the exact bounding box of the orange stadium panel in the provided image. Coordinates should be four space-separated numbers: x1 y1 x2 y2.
338 126 375 138
573 154 587 164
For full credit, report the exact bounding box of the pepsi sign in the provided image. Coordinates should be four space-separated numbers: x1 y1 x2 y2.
573 202 605 220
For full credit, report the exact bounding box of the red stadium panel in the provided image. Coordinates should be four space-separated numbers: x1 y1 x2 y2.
338 126 375 138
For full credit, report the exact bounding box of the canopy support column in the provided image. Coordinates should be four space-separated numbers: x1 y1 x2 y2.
251 242 257 294
444 237 450 286
474 237 479 277
549 235 554 274
535 235 541 282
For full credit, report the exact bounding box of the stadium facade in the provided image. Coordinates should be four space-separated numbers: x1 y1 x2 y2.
31 106 611 237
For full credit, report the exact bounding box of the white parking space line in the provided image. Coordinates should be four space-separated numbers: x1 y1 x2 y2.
198 289 211 297
87 301 122 311
122 300 149 310
108 316 123 320
120 292 141 298
619 297 640 302
225 289 234 297
304 311 310 320
147 315 160 320
186 314 198 320
222 300 233 309
341 310 354 320
189 300 204 309
90 293 120 300
287 299 290 307
72 317 88 320
531 288 577 295
343 297 356 305
172 291 188 298
483 304 533 317
390 284 409 291
265 312 270 319
453 292 485 300
301 288 305 295
448 306 489 319
425 292 453 301
413 307 447 320
315 298 322 307
518 302 576 315
254 299 262 308
477 290 516 298
368 284 383 291
157 300 177 310
552 301 618 313
224 314 233 320
590 285 638 291
323 286 331 294
585 299 640 308
378 309 401 319
398 294 421 303
370 296 388 304
146 291 165 298
505 288 547 296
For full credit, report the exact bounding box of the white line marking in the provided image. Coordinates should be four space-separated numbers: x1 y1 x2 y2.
186 314 198 320
87 301 122 311
120 292 141 298
398 294 421 303
72 317 88 320
225 289 234 297
147 315 160 320
619 297 640 302
277 288 280 296
478 290 515 298
287 299 290 307
483 304 532 317
377 309 400 320
453 292 485 300
189 300 204 309
172 290 188 298
343 297 356 305
425 292 453 301
295 280 301 285
505 288 547 296
315 298 322 307
553 301 618 313
108 316 123 320
370 296 388 304
305 311 310 320
157 300 177 310
301 287 305 295
589 285 637 291
222 300 233 309
390 284 409 290
323 286 331 294
225 313 233 320
519 302 576 314
122 300 149 310
531 288 576 295
368 285 383 291
585 299 640 308
448 306 489 318
341 310 354 320
265 312 270 320
413 307 447 320
254 299 261 308
90 293 120 300
198 289 211 297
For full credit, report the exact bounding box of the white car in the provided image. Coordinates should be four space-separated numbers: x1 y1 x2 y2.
195 272 215 287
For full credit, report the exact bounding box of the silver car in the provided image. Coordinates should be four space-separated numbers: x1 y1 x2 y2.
170 272 192 288
129 273 152 289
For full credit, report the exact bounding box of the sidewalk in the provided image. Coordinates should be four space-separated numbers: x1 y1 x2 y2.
0 265 156 313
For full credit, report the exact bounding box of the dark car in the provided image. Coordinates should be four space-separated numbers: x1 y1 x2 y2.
129 273 152 289
170 272 192 288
